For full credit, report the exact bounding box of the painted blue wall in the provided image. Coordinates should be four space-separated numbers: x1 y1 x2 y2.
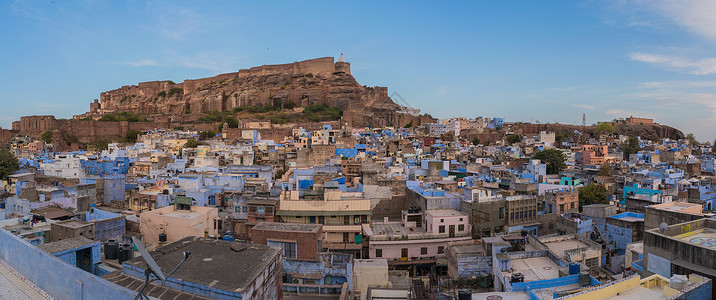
0 228 136 300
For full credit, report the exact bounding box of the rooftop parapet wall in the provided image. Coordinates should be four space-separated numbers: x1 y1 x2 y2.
0 227 137 299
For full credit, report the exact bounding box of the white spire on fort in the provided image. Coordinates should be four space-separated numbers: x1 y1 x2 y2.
338 53 344 62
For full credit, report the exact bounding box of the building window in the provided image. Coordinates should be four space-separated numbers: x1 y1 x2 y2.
361 215 368 223
343 232 349 243
510 212 514 220
585 257 598 269
441 219 444 223
318 216 325 224
421 247 427 255
376 249 382 258
439 225 445 233
257 206 265 215
268 240 297 259
458 224 465 232
459 218 463 222
438 246 444 254
571 202 575 209
499 207 505 219
344 216 350 225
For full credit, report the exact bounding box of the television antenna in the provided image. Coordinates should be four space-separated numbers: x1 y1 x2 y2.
132 236 191 300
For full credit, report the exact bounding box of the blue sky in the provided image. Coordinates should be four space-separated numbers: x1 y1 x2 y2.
2 1 716 142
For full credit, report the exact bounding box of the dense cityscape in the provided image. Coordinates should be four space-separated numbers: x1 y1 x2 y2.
2 2 716 300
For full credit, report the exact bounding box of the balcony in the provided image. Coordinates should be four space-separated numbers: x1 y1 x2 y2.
323 242 363 250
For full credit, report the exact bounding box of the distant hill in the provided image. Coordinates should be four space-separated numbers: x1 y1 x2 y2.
79 56 434 128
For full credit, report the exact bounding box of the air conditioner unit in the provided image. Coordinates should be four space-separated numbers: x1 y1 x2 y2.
292 278 303 284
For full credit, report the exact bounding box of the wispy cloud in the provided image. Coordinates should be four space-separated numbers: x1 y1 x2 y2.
618 80 716 141
648 0 716 43
629 52 716 75
145 2 203 41
124 59 159 67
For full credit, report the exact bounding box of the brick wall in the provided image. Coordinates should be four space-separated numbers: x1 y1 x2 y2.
250 226 322 261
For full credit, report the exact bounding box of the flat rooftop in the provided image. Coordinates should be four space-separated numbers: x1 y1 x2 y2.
123 237 280 293
648 202 703 215
252 222 321 233
0 259 50 300
543 238 590 260
472 292 530 300
503 256 560 282
602 285 667 300
54 220 92 229
426 209 466 217
447 241 485 256
37 236 96 254
156 210 205 219
102 271 211 300
370 222 426 235
674 227 716 249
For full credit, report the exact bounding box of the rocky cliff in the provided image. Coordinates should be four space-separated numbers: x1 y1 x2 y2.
510 122 685 141
88 56 432 128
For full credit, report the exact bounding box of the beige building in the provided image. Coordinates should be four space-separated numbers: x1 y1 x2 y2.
277 189 371 257
353 259 390 300
139 201 219 245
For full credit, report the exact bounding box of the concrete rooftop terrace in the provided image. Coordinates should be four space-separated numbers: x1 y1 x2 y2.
543 239 589 261
503 257 560 282
123 236 280 293
0 259 50 300
674 227 716 249
602 285 668 300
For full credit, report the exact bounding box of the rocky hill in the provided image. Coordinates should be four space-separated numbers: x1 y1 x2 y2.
81 56 432 128
510 122 685 141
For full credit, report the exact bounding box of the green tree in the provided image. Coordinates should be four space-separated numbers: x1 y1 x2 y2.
223 116 238 129
199 130 216 140
555 133 566 143
40 130 53 144
533 149 566 174
578 183 609 207
403 121 413 128
597 163 613 176
89 138 110 152
594 123 615 135
275 168 286 179
622 136 640 160
125 129 141 143
686 133 698 145
283 101 296 109
472 137 480 146
0 149 20 180
184 138 200 148
507 134 521 144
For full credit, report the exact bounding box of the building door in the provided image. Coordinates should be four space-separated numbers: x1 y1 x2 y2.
401 248 408 261
449 225 455 238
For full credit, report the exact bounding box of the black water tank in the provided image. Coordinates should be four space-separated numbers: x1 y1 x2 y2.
458 289 472 300
159 233 167 243
511 273 525 283
104 240 118 260
118 244 133 263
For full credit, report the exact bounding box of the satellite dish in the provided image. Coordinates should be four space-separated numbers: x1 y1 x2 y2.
659 222 668 234
132 236 166 281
